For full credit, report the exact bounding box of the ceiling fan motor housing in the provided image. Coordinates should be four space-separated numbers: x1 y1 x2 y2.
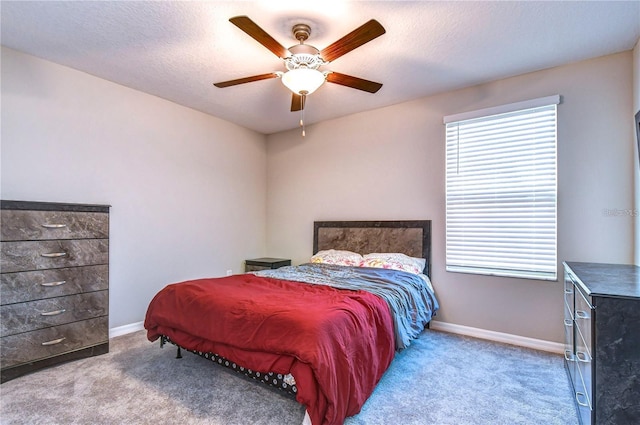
286 44 326 71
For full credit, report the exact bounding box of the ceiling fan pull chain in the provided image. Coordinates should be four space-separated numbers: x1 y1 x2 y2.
301 94 306 137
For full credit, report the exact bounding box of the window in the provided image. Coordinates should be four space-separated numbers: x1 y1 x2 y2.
444 95 559 280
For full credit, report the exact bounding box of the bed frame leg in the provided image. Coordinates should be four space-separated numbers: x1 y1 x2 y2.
176 346 182 359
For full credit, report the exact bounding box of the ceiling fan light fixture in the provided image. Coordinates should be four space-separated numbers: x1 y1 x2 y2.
281 68 326 95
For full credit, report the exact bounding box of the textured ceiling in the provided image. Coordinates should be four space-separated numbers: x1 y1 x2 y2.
2 1 639 134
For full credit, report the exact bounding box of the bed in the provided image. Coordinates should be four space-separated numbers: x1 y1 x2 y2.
144 220 438 425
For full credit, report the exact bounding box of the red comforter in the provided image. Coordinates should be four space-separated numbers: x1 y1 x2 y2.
144 273 395 425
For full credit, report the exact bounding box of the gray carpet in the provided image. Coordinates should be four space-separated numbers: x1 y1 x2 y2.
0 329 578 425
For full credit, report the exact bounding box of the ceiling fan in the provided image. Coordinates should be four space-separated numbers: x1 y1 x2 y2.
213 16 386 115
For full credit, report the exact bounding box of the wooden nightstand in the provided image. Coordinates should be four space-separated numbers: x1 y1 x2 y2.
245 257 291 272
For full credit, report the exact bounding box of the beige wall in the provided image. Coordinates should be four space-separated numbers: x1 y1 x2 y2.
1 47 268 329
266 51 634 343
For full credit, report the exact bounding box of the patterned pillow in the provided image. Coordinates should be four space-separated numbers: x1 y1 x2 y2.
310 249 363 267
362 253 426 275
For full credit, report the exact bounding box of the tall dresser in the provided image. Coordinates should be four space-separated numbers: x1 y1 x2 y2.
1 200 110 382
563 262 640 425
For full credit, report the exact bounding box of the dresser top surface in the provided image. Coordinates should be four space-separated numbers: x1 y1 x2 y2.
1 200 110 213
245 257 291 264
564 261 640 300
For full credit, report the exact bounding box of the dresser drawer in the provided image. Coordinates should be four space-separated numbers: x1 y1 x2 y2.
1 239 108 273
575 287 593 358
245 264 271 272
0 290 108 337
1 265 108 305
564 315 577 390
575 355 593 425
564 272 575 319
0 316 108 369
1 210 108 242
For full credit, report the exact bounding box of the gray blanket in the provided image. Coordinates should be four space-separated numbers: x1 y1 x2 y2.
253 263 439 350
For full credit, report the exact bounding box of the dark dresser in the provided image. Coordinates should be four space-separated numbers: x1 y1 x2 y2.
1 200 110 382
563 261 640 425
245 257 291 272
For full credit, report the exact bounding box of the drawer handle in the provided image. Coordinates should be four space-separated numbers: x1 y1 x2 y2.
575 310 590 320
564 319 573 327
575 391 590 407
564 349 575 362
40 280 67 287
41 224 67 229
40 309 66 316
41 337 66 346
576 351 590 363
41 252 67 258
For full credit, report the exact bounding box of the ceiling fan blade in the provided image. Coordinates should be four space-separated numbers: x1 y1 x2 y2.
291 94 305 112
213 73 279 88
229 16 289 59
326 72 382 93
320 20 385 62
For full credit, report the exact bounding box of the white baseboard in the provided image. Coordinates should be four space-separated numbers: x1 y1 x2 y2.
109 321 144 338
429 320 564 354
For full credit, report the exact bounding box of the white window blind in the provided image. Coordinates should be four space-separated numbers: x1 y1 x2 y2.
445 97 558 281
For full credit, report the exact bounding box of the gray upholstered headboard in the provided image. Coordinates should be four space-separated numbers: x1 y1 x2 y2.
313 220 432 277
